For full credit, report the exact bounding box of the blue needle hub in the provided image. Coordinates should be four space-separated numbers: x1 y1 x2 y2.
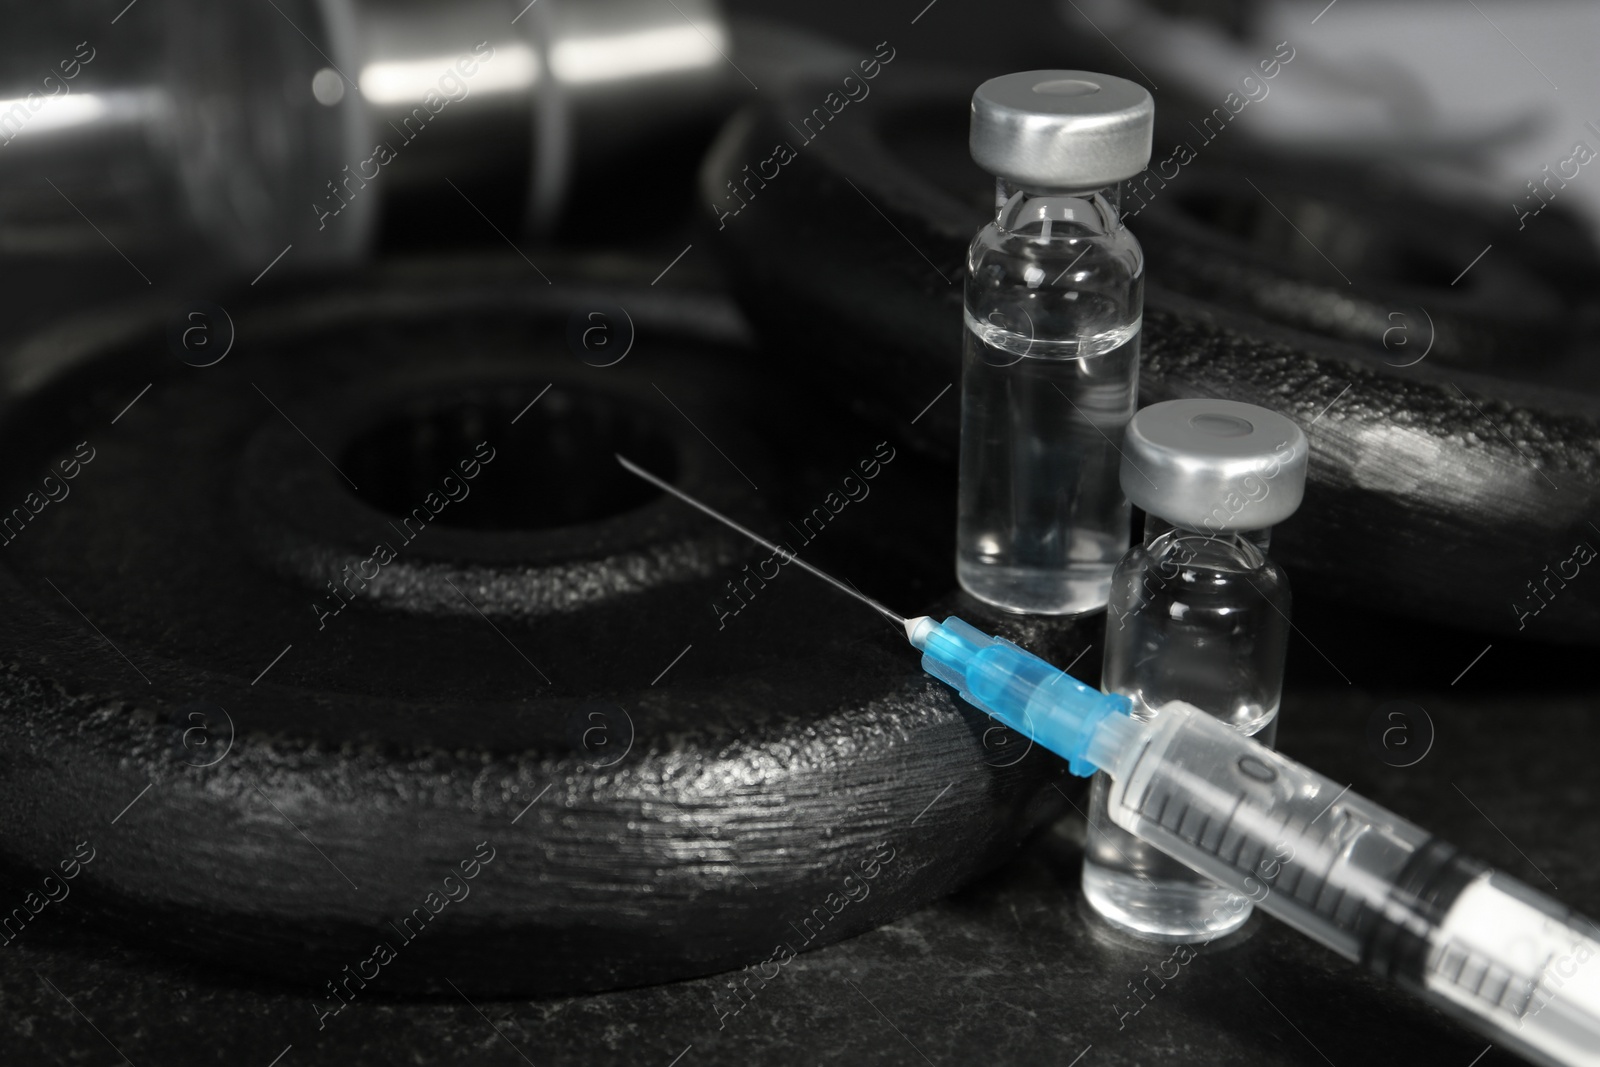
907 616 1132 776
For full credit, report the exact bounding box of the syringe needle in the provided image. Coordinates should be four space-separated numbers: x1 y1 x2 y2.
615 455 908 627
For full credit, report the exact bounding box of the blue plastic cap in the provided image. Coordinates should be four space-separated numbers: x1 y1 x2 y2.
913 616 1131 776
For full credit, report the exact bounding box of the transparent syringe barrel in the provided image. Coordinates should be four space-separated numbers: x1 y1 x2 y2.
1098 703 1600 1067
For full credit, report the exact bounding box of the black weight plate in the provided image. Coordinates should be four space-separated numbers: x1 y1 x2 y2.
0 261 1096 996
699 68 1600 644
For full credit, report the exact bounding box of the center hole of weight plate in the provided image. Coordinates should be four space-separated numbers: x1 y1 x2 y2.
341 388 677 531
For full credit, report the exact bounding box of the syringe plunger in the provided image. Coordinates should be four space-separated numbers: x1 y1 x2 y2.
1096 700 1600 1067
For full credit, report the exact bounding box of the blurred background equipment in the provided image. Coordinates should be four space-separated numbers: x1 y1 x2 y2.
1057 0 1600 230
0 0 730 271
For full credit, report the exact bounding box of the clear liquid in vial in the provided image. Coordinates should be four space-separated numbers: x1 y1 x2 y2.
955 312 1140 615
1083 708 1279 942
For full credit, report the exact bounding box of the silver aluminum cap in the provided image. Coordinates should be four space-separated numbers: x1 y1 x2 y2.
1122 399 1309 532
970 71 1154 189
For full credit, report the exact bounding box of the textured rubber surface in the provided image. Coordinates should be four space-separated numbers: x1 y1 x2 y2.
0 262 1096 995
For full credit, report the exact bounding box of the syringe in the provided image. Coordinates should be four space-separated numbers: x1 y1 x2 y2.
618 456 1600 1067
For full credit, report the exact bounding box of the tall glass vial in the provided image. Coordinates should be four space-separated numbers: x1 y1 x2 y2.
1081 399 1309 942
957 71 1154 615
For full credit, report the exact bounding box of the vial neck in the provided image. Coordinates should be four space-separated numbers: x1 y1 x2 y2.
994 177 1123 236
1143 515 1273 555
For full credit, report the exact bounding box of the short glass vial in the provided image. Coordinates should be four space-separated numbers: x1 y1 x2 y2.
956 71 1154 616
1081 399 1309 942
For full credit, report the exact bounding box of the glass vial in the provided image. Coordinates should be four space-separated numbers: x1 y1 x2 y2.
1081 399 1309 942
956 71 1154 616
